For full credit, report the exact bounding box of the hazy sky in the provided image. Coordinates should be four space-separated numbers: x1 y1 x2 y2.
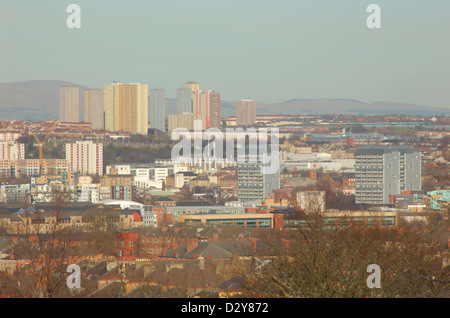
1 0 449 108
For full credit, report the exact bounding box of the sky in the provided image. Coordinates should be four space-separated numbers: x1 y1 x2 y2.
1 0 449 108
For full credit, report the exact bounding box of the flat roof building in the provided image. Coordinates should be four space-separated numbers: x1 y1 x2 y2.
355 146 421 205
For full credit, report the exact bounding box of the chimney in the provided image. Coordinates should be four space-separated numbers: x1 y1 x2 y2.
282 239 290 250
249 238 257 250
118 262 126 277
198 256 205 270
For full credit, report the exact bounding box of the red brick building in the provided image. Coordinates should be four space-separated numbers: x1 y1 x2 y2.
114 232 139 260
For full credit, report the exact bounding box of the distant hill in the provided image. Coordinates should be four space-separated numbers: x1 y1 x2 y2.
0 80 449 121
0 80 90 121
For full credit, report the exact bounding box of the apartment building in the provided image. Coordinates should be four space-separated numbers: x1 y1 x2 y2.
84 89 105 130
168 113 203 134
236 99 256 126
104 82 148 135
0 159 69 177
66 141 103 176
176 87 193 114
0 142 25 160
355 146 421 205
60 84 80 123
149 88 165 131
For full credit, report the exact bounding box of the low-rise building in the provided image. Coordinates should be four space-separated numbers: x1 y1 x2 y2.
178 212 283 229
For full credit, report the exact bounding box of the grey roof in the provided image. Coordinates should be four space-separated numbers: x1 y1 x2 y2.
154 196 174 202
167 240 257 259
176 171 198 177
191 176 210 181
356 145 419 155
218 276 246 290
0 238 13 254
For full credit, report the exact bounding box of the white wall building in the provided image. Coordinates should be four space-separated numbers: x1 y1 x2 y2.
0 142 25 160
66 141 103 176
106 164 131 175
78 184 100 203
134 178 163 190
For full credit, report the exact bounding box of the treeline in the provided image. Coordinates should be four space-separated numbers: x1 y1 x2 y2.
15 135 66 160
103 144 172 166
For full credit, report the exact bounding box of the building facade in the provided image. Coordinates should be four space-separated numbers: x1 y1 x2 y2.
237 156 280 203
0 159 69 177
60 84 79 123
236 99 256 126
209 91 221 129
176 87 193 114
355 146 421 205
149 88 165 131
0 142 25 160
66 141 103 176
104 82 148 135
168 113 203 134
84 89 105 130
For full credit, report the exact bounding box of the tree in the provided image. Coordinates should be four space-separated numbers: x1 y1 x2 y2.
242 214 449 298
0 190 118 298
0 191 99 298
82 206 121 256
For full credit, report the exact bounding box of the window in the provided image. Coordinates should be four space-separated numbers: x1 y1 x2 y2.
129 241 134 247
120 241 125 247
259 219 271 227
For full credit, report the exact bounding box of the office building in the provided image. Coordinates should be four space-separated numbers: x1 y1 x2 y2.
355 146 421 205
84 89 104 130
149 88 165 131
66 141 103 176
60 84 79 122
104 82 148 135
237 155 280 203
236 99 256 126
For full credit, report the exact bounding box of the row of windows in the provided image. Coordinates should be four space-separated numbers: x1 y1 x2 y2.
114 240 135 247
205 218 271 227
117 250 135 257
320 216 395 227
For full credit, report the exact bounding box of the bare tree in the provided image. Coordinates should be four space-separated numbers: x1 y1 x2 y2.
82 206 121 256
242 214 449 298
0 191 102 298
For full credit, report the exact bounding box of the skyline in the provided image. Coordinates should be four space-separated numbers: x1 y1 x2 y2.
1 1 450 109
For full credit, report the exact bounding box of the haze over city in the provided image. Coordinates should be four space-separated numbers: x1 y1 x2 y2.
1 0 450 108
